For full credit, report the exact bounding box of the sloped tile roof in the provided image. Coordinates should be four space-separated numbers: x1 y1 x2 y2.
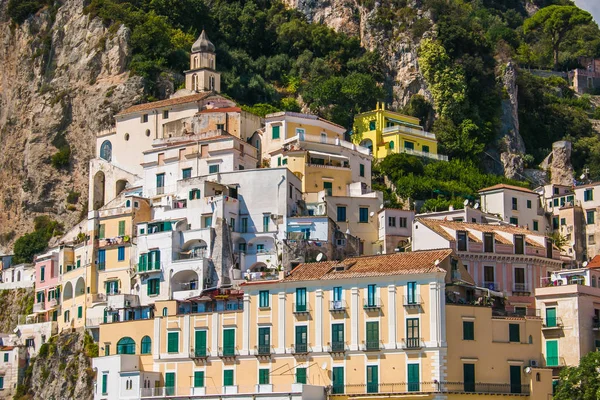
478 183 535 194
117 92 214 116
283 249 453 282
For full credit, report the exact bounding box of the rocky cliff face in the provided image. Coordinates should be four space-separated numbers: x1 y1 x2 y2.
0 0 143 250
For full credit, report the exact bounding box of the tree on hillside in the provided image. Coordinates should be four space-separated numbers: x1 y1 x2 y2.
554 351 600 399
523 5 593 69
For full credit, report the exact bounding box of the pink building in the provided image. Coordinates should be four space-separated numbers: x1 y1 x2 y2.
413 218 563 313
32 249 60 322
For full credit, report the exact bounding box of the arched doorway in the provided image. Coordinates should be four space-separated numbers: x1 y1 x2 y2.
63 282 73 301
116 180 128 196
171 270 199 295
359 139 373 154
93 171 106 210
75 277 85 297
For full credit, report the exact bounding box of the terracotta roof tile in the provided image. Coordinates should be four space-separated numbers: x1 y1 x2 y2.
283 249 453 282
117 92 214 116
587 255 600 269
478 184 535 194
198 107 242 114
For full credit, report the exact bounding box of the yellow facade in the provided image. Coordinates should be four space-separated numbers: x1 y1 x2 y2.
281 151 352 196
353 103 444 161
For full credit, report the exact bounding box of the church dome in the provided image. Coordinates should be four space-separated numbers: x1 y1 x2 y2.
192 30 215 53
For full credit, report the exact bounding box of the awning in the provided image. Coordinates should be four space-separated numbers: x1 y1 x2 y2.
308 151 348 160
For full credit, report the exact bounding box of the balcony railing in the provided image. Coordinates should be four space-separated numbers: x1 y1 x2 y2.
136 262 162 273
545 356 566 367
293 303 310 314
33 302 44 313
218 346 238 358
363 297 382 310
190 347 209 359
482 281 499 291
402 338 423 349
403 295 423 307
255 345 272 356
329 382 531 396
329 300 347 312
362 340 382 351
542 317 563 329
291 343 310 354
513 283 530 293
328 341 346 353
382 124 436 139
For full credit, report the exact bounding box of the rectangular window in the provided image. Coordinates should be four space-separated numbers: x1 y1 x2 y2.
388 216 396 227
360 164 365 177
324 182 332 196
588 210 595 225
512 197 518 210
514 235 524 254
483 233 493 252
510 365 522 394
277 157 282 166
98 224 105 239
533 220 539 231
546 340 559 367
527 199 532 209
296 367 307 384
142 114 148 123
546 238 553 258
457 231 467 251
165 372 175 396
229 218 235 232
101 373 108 395
590 235 596 245
367 284 376 306
76 259 81 269
147 278 160 296
332 366 344 394
333 287 342 302
77 306 82 319
238 243 246 253
545 307 557 328
407 364 419 392
484 266 494 288
366 365 378 393
366 321 379 350
463 321 474 340
118 220 125 236
509 217 518 225
194 330 207 357
407 282 417 304
98 249 106 270
464 364 475 392
560 218 566 226
337 206 346 222
422 145 429 153
509 323 520 342
240 217 248 233
167 331 179 353
3 353 7 362
259 369 270 385
223 329 235 356
263 215 270 232
209 164 219 174
40 267 45 281
272 125 280 139
552 216 559 230
332 323 344 352
258 327 270 355
216 123 224 130
156 173 165 191
194 371 204 388
585 189 594 201
256 244 265 252
117 246 125 261
203 216 212 228
163 110 169 119
359 207 369 223
406 318 419 348
223 370 234 386
369 120 376 130
399 217 407 228
296 288 307 312
259 291 269 308
182 168 192 179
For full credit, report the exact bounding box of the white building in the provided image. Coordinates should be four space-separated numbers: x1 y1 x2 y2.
92 354 161 400
0 263 35 289
377 208 414 254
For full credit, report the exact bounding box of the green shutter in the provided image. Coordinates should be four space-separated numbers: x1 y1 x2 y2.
296 368 307 384
224 370 234 386
367 366 378 393
332 367 344 394
194 371 204 387
223 329 235 356
195 330 207 357
77 306 82 319
272 125 280 139
98 224 105 239
101 374 107 394
118 221 125 236
167 332 179 353
509 324 520 342
464 364 475 392
545 308 557 328
510 365 522 393
463 321 474 340
407 364 419 392
546 340 559 366
366 321 379 349
165 372 175 395
259 369 269 385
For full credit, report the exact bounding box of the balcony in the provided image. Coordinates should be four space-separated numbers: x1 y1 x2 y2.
218 346 238 359
90 293 107 304
244 270 280 283
306 162 349 171
293 303 310 315
189 348 209 360
403 295 423 308
482 281 499 291
331 382 531 396
33 302 45 313
107 294 140 309
513 283 530 294
291 343 310 355
402 338 423 350
363 297 382 310
328 341 346 354
141 383 323 398
98 235 130 248
329 300 347 313
361 340 382 352
254 345 272 357
542 317 563 330
544 356 566 367
135 262 162 275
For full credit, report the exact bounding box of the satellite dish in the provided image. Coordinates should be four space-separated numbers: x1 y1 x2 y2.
524 366 532 374
346 228 351 235
434 259 440 266
321 362 327 370
474 203 480 210
583 261 589 267
316 253 324 262
369 211 375 217
463 199 469 206
379 204 384 210
581 174 586 180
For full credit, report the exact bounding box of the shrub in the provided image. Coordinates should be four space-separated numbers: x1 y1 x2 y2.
7 0 47 24
66 191 80 204
51 145 71 169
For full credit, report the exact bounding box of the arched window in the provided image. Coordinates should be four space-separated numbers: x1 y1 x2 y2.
126 200 131 207
141 336 152 354
536 373 540 382
100 140 112 162
528 335 533 344
162 307 168 317
389 141 394 150
117 337 136 355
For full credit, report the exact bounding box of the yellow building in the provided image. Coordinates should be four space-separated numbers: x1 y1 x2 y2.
352 102 447 161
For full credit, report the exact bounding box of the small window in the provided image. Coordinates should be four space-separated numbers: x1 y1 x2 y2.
209 165 219 174
337 206 346 222
587 210 595 225
585 189 594 202
533 221 539 231
389 141 394 150
560 218 566 226
124 133 130 141
162 307 168 317
163 110 169 119
509 217 518 225
399 217 407 228
142 114 149 123
369 120 376 130
167 331 179 353
359 207 369 223
259 291 269 308
359 164 365 177
216 123 225 130
527 199 532 209
463 321 474 340
118 246 125 261
457 231 467 251
509 323 520 342
512 197 518 210
514 235 524 255
388 216 396 227
422 145 429 153
272 125 280 139
484 233 494 253
182 168 192 179
589 235 596 245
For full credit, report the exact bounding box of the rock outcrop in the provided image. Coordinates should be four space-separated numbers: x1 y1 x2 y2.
0 288 33 332
0 0 143 250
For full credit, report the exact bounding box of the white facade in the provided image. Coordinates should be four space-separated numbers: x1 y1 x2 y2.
0 263 35 289
478 185 547 233
377 209 414 254
92 354 160 400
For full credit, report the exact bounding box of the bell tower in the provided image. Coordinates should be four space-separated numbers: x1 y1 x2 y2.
185 30 221 92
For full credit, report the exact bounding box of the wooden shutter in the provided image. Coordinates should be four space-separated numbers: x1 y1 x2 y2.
195 330 207 356
167 332 179 353
194 371 204 387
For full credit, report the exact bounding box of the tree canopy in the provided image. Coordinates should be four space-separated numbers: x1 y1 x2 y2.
554 351 600 400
